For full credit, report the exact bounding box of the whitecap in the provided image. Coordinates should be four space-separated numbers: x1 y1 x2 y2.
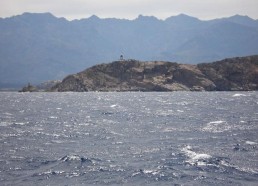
52 140 65 144
163 127 176 132
60 155 92 164
208 121 225 124
78 123 90 126
143 169 160 175
202 120 230 133
110 104 117 108
49 116 58 119
14 122 28 125
132 172 141 177
60 155 81 162
38 170 65 176
52 133 60 137
245 141 257 145
181 145 212 166
192 153 212 161
232 93 246 97
114 141 123 144
177 110 184 112
109 130 124 136
132 169 160 177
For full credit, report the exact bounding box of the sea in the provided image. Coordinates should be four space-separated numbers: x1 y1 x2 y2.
0 92 258 186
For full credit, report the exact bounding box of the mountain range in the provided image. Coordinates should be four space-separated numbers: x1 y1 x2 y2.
1 13 258 88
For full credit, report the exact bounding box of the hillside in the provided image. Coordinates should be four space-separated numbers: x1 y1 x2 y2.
1 13 258 88
52 55 258 92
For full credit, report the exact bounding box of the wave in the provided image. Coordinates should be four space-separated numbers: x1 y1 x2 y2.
245 141 257 145
232 93 247 97
131 169 161 177
181 145 213 166
181 145 258 177
59 155 93 163
202 120 231 133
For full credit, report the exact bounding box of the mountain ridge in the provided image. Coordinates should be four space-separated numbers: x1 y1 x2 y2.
1 13 258 88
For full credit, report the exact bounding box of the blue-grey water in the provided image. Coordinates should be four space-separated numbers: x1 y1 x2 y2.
0 92 258 186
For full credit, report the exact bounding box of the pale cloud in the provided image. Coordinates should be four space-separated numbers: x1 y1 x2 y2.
1 0 258 20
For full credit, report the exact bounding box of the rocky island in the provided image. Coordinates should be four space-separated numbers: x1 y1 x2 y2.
51 55 258 92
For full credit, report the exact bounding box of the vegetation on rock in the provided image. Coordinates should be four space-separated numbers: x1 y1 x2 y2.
51 56 258 92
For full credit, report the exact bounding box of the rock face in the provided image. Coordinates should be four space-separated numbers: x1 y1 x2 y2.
51 56 258 92
198 56 258 91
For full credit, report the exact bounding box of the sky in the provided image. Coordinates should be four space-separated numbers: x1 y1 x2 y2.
1 0 258 20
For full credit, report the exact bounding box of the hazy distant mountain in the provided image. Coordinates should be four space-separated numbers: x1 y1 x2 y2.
0 13 258 88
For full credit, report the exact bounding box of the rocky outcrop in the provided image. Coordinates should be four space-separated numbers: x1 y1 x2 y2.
198 56 258 91
51 56 258 92
19 83 38 92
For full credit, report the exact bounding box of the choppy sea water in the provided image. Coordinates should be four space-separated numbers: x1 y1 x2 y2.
0 92 258 186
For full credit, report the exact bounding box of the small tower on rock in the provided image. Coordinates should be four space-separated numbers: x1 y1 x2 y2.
120 54 124 61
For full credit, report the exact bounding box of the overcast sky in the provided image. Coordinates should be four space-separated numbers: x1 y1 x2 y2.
1 0 258 20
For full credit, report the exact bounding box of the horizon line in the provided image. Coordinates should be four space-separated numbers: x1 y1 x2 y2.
1 12 257 21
